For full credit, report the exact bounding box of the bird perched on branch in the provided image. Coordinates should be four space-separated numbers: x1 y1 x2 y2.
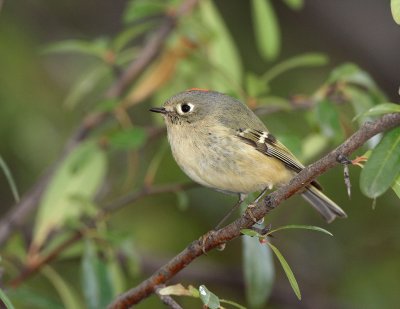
150 89 346 223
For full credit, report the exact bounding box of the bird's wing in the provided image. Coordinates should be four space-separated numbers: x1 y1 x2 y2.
236 128 305 173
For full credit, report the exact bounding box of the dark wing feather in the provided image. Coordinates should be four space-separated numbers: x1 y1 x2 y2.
237 128 322 190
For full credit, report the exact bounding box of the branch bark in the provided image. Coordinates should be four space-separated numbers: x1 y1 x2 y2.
0 0 200 248
108 112 400 309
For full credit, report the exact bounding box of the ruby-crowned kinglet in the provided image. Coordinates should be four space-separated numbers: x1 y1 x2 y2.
150 89 346 222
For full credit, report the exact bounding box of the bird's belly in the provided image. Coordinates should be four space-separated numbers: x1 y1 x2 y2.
169 131 292 194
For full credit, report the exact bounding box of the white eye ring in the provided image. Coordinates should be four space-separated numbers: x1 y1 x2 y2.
177 102 194 115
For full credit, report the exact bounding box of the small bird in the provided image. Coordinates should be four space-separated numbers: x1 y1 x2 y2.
150 89 346 223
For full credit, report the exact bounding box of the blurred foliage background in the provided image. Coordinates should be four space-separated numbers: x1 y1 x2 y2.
1 0 400 308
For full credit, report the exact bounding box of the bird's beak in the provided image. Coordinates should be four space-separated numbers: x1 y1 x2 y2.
149 107 167 114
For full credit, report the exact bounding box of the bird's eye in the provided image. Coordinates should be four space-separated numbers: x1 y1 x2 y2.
177 103 194 115
181 104 191 113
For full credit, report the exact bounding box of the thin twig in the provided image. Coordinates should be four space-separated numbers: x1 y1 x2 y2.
0 0 200 248
108 113 400 309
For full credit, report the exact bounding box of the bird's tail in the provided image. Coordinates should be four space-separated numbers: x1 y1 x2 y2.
301 185 347 223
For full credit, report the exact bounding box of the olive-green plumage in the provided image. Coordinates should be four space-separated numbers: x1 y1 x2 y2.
150 89 346 222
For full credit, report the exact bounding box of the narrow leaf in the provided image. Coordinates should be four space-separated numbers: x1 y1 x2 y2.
0 155 20 203
0 288 15 309
240 228 261 237
42 38 109 59
268 224 333 236
242 235 274 308
123 0 165 24
360 127 400 198
281 0 304 10
262 53 328 84
220 298 247 309
198 285 220 309
267 242 301 300
251 0 281 61
41 266 83 309
353 103 400 121
315 99 343 142
81 240 114 309
391 0 400 25
200 0 242 90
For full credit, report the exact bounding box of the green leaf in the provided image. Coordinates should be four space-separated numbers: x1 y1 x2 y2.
42 38 109 59
219 299 247 309
112 22 156 52
242 235 274 308
246 72 269 97
240 228 261 237
7 287 63 309
198 285 220 309
391 0 400 24
33 141 107 249
108 127 147 150
0 288 15 309
175 191 189 211
200 0 242 90
81 240 114 309
315 99 343 142
360 127 400 198
123 0 166 24
64 65 110 109
353 103 400 121
41 266 83 309
301 133 329 162
267 242 301 300
0 155 20 203
267 224 333 236
392 174 400 199
262 53 328 85
251 0 281 61
344 86 376 129
281 0 304 10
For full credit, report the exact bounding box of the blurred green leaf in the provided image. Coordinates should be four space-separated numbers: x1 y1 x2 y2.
360 127 400 198
353 103 400 121
64 65 110 109
391 0 400 24
275 134 302 158
123 0 165 24
246 72 269 97
315 99 343 142
242 235 274 308
392 174 400 199
251 0 280 61
198 285 220 309
301 133 329 162
42 266 83 309
267 224 333 236
95 99 120 113
345 86 376 129
267 242 301 300
33 141 107 249
81 240 114 309
262 53 328 85
108 127 147 150
42 38 109 59
0 288 15 309
281 0 304 10
175 191 189 211
0 154 20 203
200 0 242 90
8 287 63 309
112 22 157 52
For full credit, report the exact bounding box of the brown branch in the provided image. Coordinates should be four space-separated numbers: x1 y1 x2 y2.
0 0 200 248
108 113 400 309
8 183 196 288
